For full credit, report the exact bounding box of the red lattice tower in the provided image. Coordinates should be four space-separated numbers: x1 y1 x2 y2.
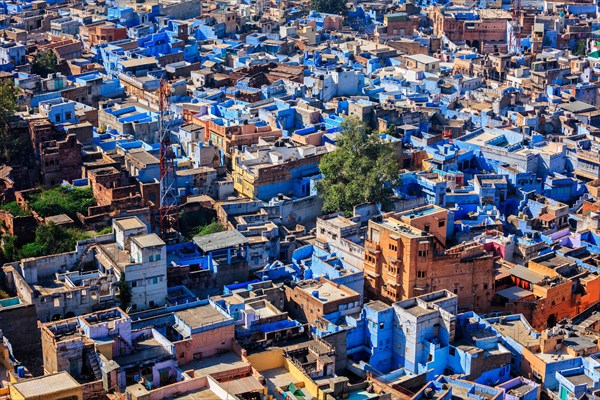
158 79 179 238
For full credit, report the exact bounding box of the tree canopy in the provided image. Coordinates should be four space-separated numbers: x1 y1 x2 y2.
310 0 348 16
318 117 401 216
118 273 132 310
18 223 90 259
31 50 58 78
0 80 20 165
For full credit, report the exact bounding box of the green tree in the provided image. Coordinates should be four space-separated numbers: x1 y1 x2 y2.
193 221 225 237
318 116 401 216
1 235 18 261
0 81 20 164
310 0 348 15
118 273 132 310
31 50 58 78
17 223 89 259
574 39 587 56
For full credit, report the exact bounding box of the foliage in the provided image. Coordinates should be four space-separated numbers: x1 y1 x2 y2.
385 124 401 139
118 273 132 310
179 209 218 240
18 223 90 259
31 50 58 78
193 221 225 237
1 235 18 261
28 186 95 219
310 0 348 15
0 201 30 217
0 290 9 299
97 226 113 235
0 81 21 165
574 39 587 56
318 116 401 216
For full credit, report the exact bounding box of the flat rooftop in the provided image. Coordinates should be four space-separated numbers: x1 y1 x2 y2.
402 304 434 317
181 352 247 377
490 319 539 348
126 149 159 166
247 301 280 318
175 304 229 329
114 217 146 231
173 387 221 400
564 374 594 388
366 300 391 312
132 233 165 248
11 372 80 398
299 281 356 303
535 254 573 269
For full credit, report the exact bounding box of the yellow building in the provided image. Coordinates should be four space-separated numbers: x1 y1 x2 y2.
9 372 82 400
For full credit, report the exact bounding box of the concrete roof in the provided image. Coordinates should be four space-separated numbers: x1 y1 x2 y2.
193 230 248 252
132 233 165 248
126 149 160 166
121 56 157 68
11 372 81 397
404 53 439 64
175 303 229 329
114 216 146 231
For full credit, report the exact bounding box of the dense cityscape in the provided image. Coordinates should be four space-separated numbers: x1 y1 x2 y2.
0 0 598 398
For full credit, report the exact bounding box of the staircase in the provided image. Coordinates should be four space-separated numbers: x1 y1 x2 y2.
85 349 102 381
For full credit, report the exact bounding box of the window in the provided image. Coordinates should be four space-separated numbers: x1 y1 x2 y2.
424 224 430 232
155 254 161 261
483 283 488 290
152 277 158 284
149 255 154 262
131 280 137 288
389 244 398 251
439 220 445 227
65 112 72 120
417 271 426 278
454 288 459 294
55 114 61 122
449 347 456 356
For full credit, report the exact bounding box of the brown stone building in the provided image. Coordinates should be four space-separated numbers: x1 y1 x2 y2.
28 118 82 187
80 22 127 49
189 118 282 168
39 134 82 187
429 7 511 53
496 253 600 330
364 205 494 311
284 278 362 323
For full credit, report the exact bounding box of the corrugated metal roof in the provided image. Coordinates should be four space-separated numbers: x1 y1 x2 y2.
508 265 546 284
193 230 248 252
495 286 534 300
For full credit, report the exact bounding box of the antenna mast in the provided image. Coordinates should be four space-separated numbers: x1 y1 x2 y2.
158 79 179 239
